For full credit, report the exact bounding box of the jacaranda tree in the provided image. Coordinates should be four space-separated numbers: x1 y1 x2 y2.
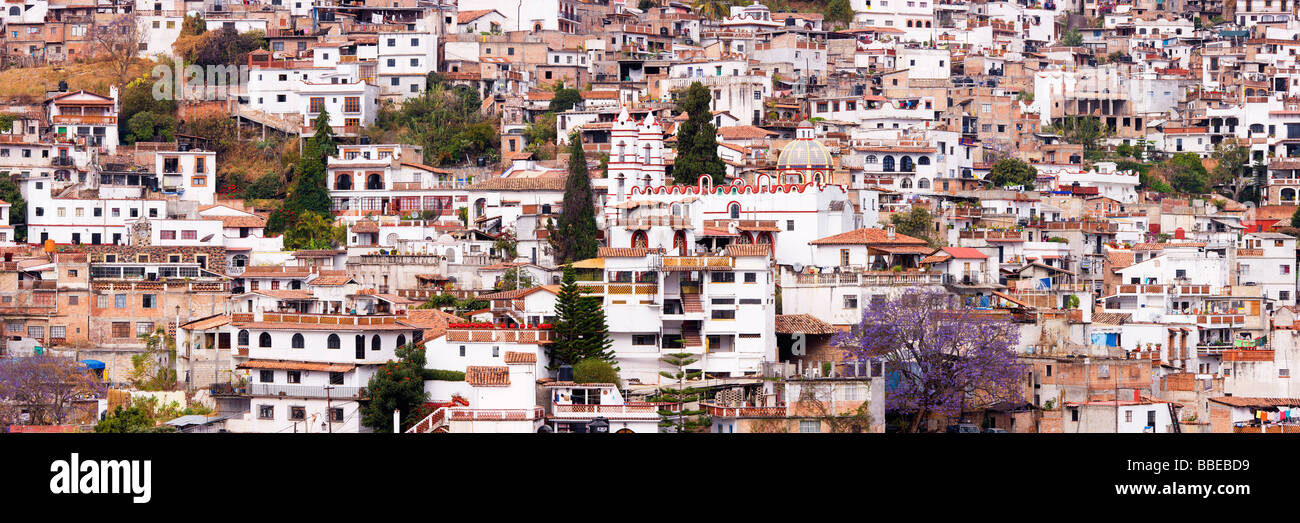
833 289 1024 432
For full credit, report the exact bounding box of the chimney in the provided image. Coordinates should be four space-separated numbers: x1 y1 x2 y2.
886 225 896 240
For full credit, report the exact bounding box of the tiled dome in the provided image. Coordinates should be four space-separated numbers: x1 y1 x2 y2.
777 137 832 169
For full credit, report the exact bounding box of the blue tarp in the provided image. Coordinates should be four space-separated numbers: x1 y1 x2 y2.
80 359 105 370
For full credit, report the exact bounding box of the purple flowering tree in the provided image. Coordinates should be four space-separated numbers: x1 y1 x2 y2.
0 355 104 426
833 289 1025 432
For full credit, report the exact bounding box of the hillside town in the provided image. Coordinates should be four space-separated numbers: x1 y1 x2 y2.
3 0 1300 434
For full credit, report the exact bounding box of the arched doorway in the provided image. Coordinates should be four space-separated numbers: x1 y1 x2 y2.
631 230 648 248
366 173 383 189
673 230 687 256
756 231 773 245
335 173 352 190
615 428 635 433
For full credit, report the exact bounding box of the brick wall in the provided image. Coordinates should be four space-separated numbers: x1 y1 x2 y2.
81 245 229 274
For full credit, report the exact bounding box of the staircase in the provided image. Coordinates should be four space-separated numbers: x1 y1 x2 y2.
681 325 702 347
1167 402 1181 433
682 294 703 313
405 407 449 434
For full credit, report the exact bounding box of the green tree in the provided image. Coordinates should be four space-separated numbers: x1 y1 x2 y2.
1292 206 1300 228
573 359 621 388
130 326 176 391
127 110 176 143
312 110 337 160
284 211 346 250
1060 29 1083 47
493 227 519 260
495 266 536 290
549 136 600 264
180 14 206 37
524 112 558 155
638 0 658 9
0 173 27 241
119 74 177 145
987 157 1037 188
889 206 941 248
546 265 614 368
1210 141 1251 200
691 0 733 20
241 171 284 200
824 0 853 28
283 139 332 222
417 293 458 310
549 88 582 113
673 82 725 185
94 405 176 433
648 352 710 433
1160 153 1209 194
362 342 430 432
1046 116 1110 153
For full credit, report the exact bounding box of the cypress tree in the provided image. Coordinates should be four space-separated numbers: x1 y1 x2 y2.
547 265 586 370
312 109 337 161
551 134 600 264
576 295 616 364
672 82 725 186
283 138 332 223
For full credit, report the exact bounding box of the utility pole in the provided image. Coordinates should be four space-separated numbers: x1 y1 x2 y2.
324 385 334 434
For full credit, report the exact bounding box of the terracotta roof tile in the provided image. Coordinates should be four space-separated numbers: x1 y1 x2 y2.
351 221 379 233
465 175 567 191
942 247 988 259
457 9 499 23
206 215 266 228
597 247 665 257
237 359 356 372
466 365 511 386
1208 397 1300 408
775 314 839 335
717 125 778 140
724 244 772 257
810 227 928 245
504 351 536 364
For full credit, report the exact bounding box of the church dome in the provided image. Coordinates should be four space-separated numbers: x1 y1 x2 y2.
777 123 831 170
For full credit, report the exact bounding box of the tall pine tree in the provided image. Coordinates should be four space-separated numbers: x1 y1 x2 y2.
649 352 710 433
550 134 600 264
576 294 616 365
547 265 615 370
283 138 333 226
672 82 725 186
312 109 337 161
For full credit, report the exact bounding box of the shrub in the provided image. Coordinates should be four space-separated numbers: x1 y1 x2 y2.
573 359 621 388
423 369 466 381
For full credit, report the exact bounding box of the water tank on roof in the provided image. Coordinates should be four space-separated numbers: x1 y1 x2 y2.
1174 227 1185 239
558 364 573 382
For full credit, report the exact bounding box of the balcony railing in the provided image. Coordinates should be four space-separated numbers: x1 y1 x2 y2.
52 114 115 125
656 256 734 270
577 283 658 296
247 384 366 399
551 403 660 416
613 216 692 229
782 271 946 287
702 403 787 418
448 407 545 421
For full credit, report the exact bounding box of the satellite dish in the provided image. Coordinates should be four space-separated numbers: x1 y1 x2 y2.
792 262 804 273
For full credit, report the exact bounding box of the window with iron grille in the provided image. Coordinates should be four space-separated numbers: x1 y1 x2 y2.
330 372 344 385
330 408 343 422
27 326 43 339
49 326 66 339
112 322 130 338
258 405 274 419
309 97 324 113
136 322 154 337
289 406 306 420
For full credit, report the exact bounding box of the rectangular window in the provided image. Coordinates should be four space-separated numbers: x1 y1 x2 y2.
344 97 360 113
799 420 821 433
182 230 197 240
112 322 130 338
142 294 156 308
711 309 736 320
331 408 344 422
840 249 850 266
27 326 44 339
136 322 154 337
160 230 176 240
97 295 109 309
844 295 858 309
710 272 736 283
309 97 325 113
744 273 757 283
49 325 66 339
115 294 126 308
787 220 795 231
289 406 306 420
260 370 274 383
632 334 656 345
287 371 301 384
330 372 344 385
258 405 274 419
459 345 466 357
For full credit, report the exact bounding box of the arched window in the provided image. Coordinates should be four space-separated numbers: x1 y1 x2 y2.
882 155 896 172
238 330 249 346
671 203 682 216
396 334 407 348
900 156 915 172
1283 188 1297 202
335 174 352 190
918 178 931 189
917 156 931 165
327 334 340 349
865 155 878 164
258 332 272 347
756 232 773 244
900 178 913 188
631 230 649 248
289 280 301 290
474 198 487 219
232 254 248 269
616 141 626 163
738 231 753 244
673 230 687 256
8 6 18 15
291 333 305 348
729 202 740 219
366 173 383 189
534 23 542 31
371 335 382 351
813 173 823 184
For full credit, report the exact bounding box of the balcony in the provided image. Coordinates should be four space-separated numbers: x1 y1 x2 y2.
655 256 734 271
52 114 115 125
613 216 692 229
782 271 946 287
448 407 545 421
247 384 367 399
577 283 657 297
1117 284 1167 295
702 403 787 418
550 403 660 417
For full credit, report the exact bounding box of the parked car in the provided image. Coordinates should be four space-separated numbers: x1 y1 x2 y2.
945 423 981 433
982 427 1009 433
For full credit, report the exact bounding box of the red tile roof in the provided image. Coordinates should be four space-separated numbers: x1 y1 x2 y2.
809 227 927 245
597 247 665 257
504 351 536 364
724 244 772 257
942 247 988 259
237 360 356 372
717 125 778 140
775 314 839 334
466 366 511 386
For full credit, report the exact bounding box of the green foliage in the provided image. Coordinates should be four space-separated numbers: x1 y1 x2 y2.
280 139 332 230
0 173 27 241
1046 236 1069 243
375 82 496 165
573 359 622 388
889 206 942 248
312 110 337 160
1046 116 1110 154
284 211 345 250
1016 91 1033 103
549 88 582 113
423 369 466 381
673 82 726 185
1291 206 1300 228
362 343 430 432
1116 143 1134 158
987 157 1037 188
824 0 853 28
547 265 616 369
1060 29 1083 47
457 207 469 226
130 327 177 391
1161 153 1209 194
648 352 710 433
189 27 267 66
495 266 536 291
524 112 557 155
549 136 601 264
241 171 284 200
1065 294 1080 309
180 113 238 154
180 14 206 37
1210 141 1250 199
120 75 178 145
416 293 458 309
638 0 658 8
94 405 175 433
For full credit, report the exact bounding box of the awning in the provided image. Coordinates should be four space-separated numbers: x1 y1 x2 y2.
571 257 604 269
869 246 935 255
